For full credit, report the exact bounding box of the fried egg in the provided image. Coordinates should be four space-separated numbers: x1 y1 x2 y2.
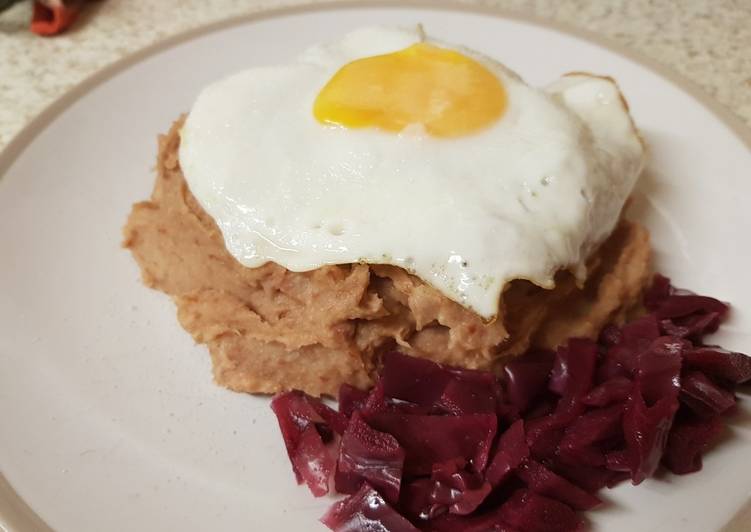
179 26 645 319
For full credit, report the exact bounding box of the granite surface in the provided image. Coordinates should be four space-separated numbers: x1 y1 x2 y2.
1 0 750 152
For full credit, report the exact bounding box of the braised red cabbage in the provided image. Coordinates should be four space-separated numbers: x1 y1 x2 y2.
485 419 529 486
365 411 497 475
684 346 751 384
679 370 736 418
339 384 370 418
662 413 724 474
502 350 555 412
270 390 344 496
335 411 405 504
269 274 748 531
516 460 602 511
497 489 584 532
321 483 419 532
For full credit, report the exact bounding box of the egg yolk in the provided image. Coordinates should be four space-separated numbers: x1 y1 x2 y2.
313 43 507 137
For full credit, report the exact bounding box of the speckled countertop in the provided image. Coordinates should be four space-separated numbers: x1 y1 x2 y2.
1 0 750 152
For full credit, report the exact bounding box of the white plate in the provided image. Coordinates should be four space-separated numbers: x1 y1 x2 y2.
1 3 750 531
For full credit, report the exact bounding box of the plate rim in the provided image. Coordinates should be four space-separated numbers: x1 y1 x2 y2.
1 1 749 530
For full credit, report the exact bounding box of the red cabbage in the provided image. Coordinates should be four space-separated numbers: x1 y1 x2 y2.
486 419 529 486
366 411 497 476
429 458 492 515
497 489 584 532
314 401 350 436
427 511 520 532
643 273 671 308
622 391 678 484
549 338 598 404
380 351 500 416
662 414 724 474
335 411 405 504
525 419 567 461
646 276 729 341
679 371 736 418
654 294 728 322
616 335 684 483
270 391 342 496
523 396 556 421
558 404 624 466
684 346 751 384
598 324 623 346
399 478 445 523
516 459 602 511
339 384 370 418
436 373 500 416
447 365 501 384
582 377 633 407
550 461 625 492
597 315 660 381
502 350 555 412
606 471 632 488
660 313 722 340
604 449 631 472
621 315 662 343
636 337 685 406
271 273 749 532
645 274 728 321
321 483 419 532
381 351 451 407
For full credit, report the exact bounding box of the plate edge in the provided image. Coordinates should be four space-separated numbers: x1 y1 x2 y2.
0 473 53 532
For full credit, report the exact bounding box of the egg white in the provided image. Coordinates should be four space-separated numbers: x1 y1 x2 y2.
179 26 645 319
